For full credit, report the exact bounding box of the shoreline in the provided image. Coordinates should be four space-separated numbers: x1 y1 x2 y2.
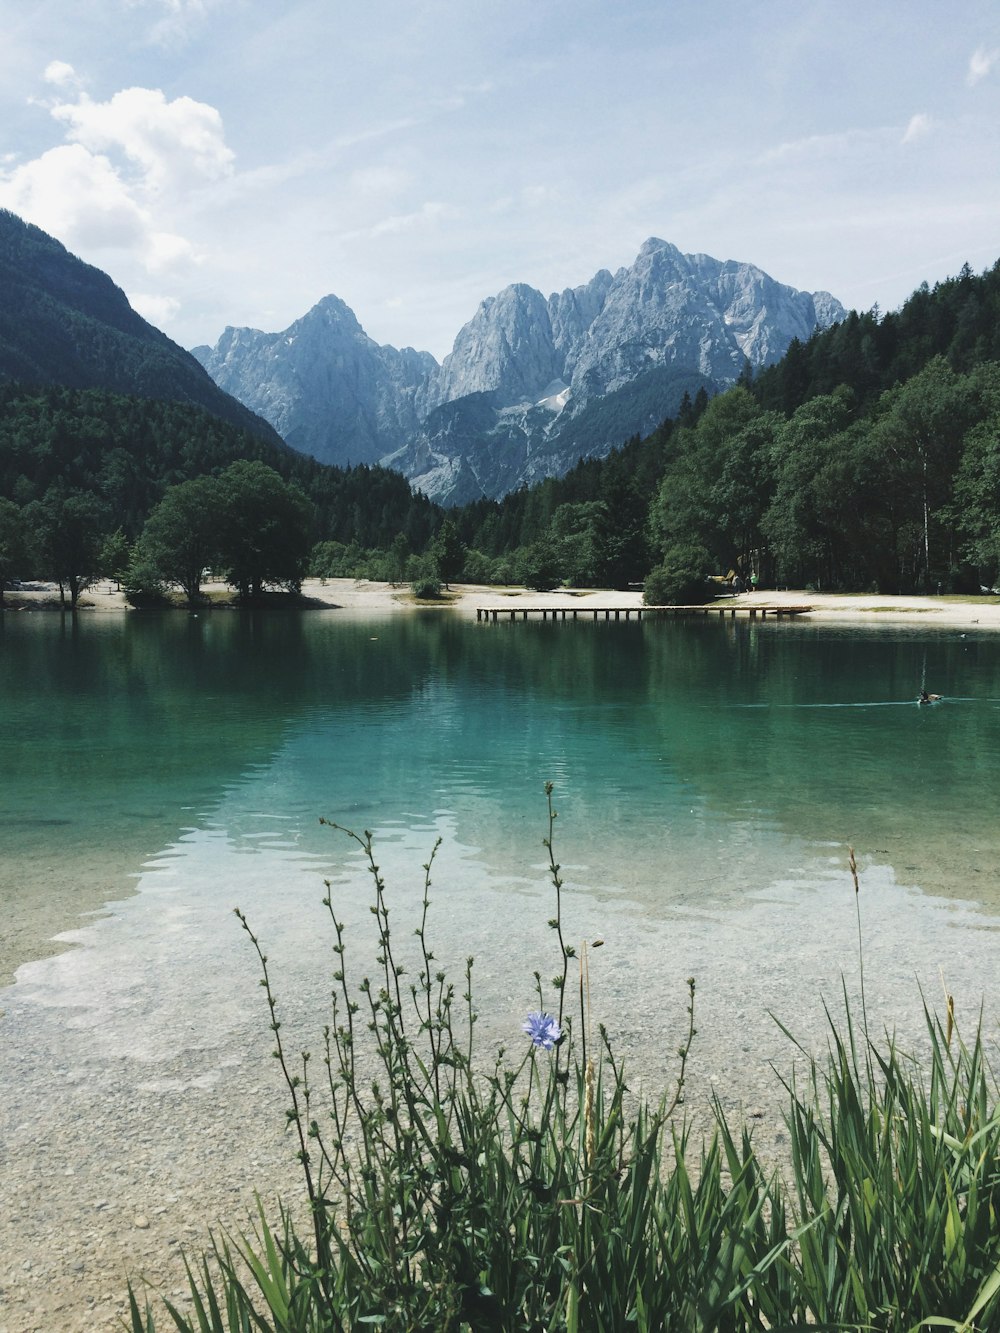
6 577 1000 628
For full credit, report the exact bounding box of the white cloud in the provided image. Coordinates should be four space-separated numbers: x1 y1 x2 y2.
967 45 999 86
520 184 559 209
130 291 182 325
122 0 213 48
371 201 448 237
146 230 198 270
758 128 880 165
330 117 420 154
901 113 931 144
43 61 79 89
142 0 209 21
0 144 150 250
51 86 234 195
0 77 230 284
349 165 414 197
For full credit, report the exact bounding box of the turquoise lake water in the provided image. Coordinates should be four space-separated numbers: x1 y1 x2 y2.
4 606 1000 1051
4 607 1000 926
2 608 1000 1321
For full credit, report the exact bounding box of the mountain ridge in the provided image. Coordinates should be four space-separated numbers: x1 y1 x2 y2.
194 238 844 503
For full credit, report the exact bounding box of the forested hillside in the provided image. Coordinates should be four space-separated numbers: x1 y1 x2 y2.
0 383 440 606
753 261 1000 415
0 210 286 448
0 383 439 548
0 210 445 603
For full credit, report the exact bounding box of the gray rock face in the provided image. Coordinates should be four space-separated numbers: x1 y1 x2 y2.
193 240 846 501
429 284 559 408
548 269 616 377
195 295 434 467
564 240 840 403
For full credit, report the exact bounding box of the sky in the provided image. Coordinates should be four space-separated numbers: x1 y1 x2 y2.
1 0 999 361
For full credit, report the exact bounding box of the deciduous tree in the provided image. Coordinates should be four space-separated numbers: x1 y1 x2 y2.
27 489 110 608
216 461 315 600
140 475 223 602
0 498 27 605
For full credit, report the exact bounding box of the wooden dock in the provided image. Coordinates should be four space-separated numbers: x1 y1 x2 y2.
475 603 813 622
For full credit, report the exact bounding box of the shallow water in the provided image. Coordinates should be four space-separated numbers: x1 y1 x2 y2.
2 610 999 1329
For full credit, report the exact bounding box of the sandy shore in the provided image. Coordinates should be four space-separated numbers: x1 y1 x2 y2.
7 576 1000 628
450 582 1000 628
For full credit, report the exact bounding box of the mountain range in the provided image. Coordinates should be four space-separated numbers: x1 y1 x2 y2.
193 239 845 503
0 208 846 507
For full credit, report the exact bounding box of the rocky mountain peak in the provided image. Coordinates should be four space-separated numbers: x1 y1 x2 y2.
547 268 615 375
307 292 365 329
636 235 684 262
431 282 559 407
635 235 687 269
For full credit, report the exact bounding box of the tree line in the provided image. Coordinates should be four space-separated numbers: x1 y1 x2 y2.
648 358 1000 598
0 460 308 607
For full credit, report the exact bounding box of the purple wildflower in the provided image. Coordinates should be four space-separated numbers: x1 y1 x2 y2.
523 1010 562 1051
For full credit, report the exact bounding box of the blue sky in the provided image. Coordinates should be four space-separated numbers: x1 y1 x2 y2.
2 0 998 359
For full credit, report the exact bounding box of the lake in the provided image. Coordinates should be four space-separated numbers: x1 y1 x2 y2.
2 607 999 1328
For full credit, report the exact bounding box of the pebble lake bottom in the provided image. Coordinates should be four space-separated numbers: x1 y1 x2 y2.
2 609 1000 1331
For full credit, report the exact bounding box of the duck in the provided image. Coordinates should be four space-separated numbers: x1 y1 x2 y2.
918 689 942 705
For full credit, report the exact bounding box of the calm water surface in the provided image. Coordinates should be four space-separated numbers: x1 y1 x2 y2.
4 608 1000 916
2 609 1000 1324
4 608 1000 976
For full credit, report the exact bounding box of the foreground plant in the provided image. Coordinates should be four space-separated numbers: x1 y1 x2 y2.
127 801 1000 1332
774 1004 1000 1331
773 844 1000 1331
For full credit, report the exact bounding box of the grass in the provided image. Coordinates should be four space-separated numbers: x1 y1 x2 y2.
127 789 1000 1332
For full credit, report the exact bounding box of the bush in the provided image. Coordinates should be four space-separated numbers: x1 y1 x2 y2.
122 557 170 607
643 542 714 605
411 575 442 599
518 541 563 591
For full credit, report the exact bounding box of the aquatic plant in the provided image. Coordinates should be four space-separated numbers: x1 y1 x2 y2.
127 794 1000 1332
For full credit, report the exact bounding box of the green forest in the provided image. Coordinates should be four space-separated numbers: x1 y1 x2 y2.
0 385 440 604
2 256 1000 604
